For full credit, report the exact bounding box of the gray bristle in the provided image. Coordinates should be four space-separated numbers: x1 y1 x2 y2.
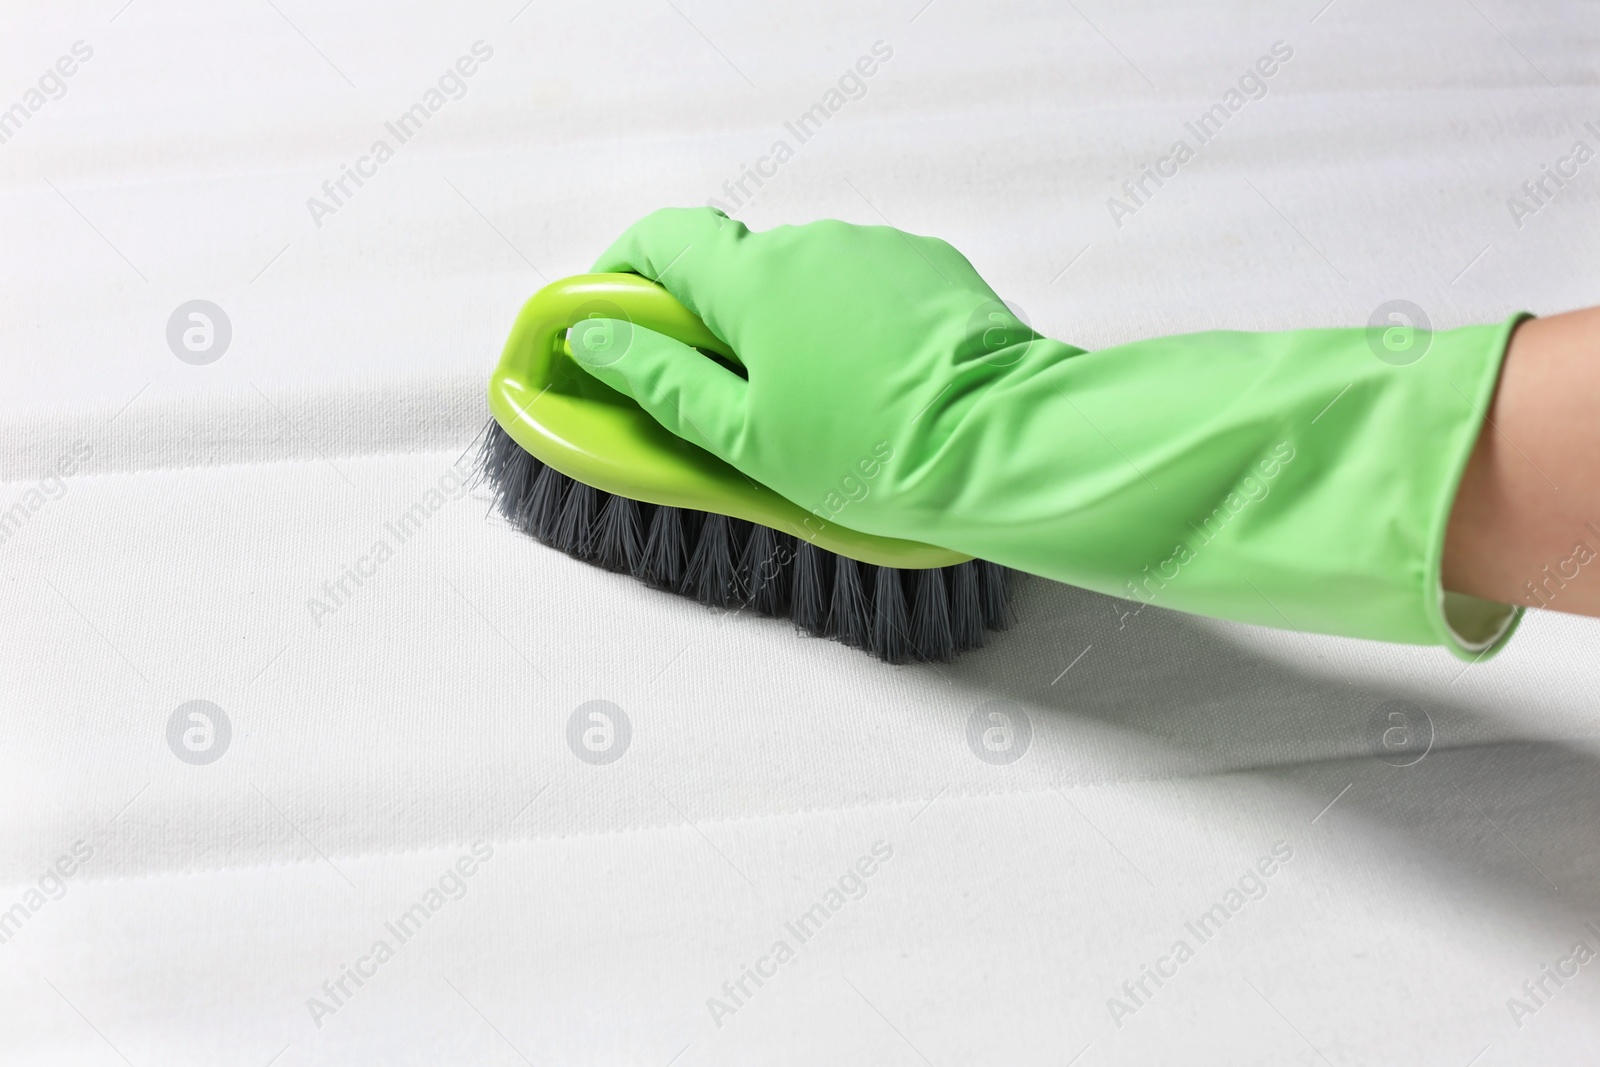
592 493 646 573
552 481 601 559
946 561 985 653
478 425 539 523
792 539 831 635
681 513 741 607
476 420 544 536
829 556 871 648
522 464 568 544
739 525 793 617
475 420 1014 662
728 519 755 577
977 561 1013 631
910 568 956 662
871 565 911 663
638 503 688 588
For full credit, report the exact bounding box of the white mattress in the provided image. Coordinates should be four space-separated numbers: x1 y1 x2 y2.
4 1 1599 1063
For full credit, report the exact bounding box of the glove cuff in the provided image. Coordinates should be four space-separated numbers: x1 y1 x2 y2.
1424 313 1531 661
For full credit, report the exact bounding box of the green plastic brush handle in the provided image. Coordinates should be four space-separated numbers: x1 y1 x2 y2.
487 273 971 569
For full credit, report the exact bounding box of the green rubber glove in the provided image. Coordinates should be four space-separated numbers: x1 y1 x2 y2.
572 206 1525 659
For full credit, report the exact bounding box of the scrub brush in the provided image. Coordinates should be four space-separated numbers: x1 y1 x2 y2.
475 273 1014 663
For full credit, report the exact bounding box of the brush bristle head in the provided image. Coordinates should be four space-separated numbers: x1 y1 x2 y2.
909 567 956 662
792 539 831 637
638 504 688 589
871 565 911 664
681 513 746 607
739 525 793 617
474 420 1013 662
829 555 871 649
592 493 646 573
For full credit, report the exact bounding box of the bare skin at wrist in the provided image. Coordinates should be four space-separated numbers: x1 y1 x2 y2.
1444 307 1600 616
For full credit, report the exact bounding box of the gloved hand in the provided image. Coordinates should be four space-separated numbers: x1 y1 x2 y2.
572 206 1525 659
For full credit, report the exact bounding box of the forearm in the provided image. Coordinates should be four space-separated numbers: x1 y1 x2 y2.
1445 307 1600 615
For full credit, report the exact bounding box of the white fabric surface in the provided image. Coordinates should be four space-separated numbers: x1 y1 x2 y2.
3 1 1600 1063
